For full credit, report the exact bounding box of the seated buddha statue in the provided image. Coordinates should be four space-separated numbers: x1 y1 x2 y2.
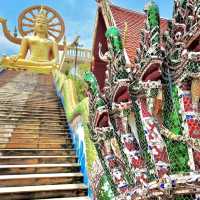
0 8 59 74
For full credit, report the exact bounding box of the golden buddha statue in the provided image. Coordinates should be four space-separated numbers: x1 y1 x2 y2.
0 8 59 74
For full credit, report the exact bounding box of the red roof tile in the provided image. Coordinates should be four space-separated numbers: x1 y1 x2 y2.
110 5 168 64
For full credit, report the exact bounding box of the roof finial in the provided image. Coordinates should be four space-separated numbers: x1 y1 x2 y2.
123 22 128 48
13 26 18 37
96 0 112 4
144 0 158 12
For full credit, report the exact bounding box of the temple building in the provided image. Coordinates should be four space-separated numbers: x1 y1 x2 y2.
92 0 168 90
85 0 200 199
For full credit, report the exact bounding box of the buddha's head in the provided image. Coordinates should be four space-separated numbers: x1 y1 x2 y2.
34 7 48 36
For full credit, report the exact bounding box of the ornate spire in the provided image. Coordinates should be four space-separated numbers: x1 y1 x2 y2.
13 26 18 37
144 0 159 13
96 0 112 3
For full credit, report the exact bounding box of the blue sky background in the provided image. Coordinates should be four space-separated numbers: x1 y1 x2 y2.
0 0 173 55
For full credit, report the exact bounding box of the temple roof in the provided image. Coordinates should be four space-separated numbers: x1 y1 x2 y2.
110 4 168 64
92 1 169 90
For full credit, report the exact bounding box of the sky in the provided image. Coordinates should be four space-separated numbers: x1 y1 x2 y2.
0 0 173 55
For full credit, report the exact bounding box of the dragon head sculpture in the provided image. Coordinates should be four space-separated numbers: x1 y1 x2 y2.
162 0 200 84
84 71 113 143
134 0 162 83
105 26 124 55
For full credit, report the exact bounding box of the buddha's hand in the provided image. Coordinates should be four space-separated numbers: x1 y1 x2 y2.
0 17 6 24
0 55 19 66
9 55 19 64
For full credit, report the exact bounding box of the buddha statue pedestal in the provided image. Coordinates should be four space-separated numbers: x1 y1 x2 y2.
1 56 58 74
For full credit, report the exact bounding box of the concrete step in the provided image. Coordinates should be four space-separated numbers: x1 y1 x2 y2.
0 173 83 187
0 108 65 114
0 134 71 139
0 105 64 110
0 113 66 118
0 129 70 137
0 149 76 156
0 116 67 121
0 110 65 115
0 122 66 128
6 138 72 144
0 121 56 125
2 127 68 131
0 183 88 199
0 163 80 175
0 142 73 149
37 197 89 200
0 155 77 165
1 116 66 123
11 127 67 131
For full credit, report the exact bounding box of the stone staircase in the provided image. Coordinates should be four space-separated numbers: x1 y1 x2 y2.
0 72 88 200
